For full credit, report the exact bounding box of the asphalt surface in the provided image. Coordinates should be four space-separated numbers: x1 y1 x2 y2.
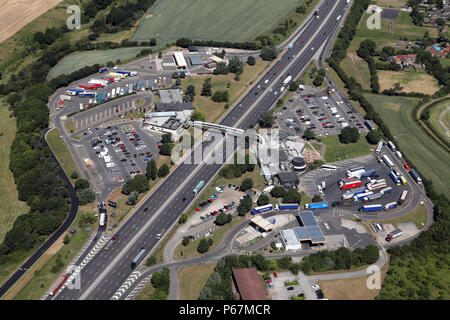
0 129 79 298
52 0 354 300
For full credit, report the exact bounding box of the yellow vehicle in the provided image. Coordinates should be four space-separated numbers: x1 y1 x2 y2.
400 176 407 185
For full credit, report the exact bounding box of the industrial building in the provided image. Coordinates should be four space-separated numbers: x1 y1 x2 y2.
159 89 183 104
173 51 188 69
279 211 327 251
188 54 203 66
277 171 299 189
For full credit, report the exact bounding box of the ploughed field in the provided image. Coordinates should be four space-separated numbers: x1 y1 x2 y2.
132 0 302 43
0 0 63 43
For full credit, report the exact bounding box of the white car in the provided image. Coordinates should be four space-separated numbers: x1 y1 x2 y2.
264 79 269 84
312 284 320 290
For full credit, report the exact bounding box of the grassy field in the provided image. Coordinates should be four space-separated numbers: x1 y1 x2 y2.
0 104 29 243
341 53 371 91
48 47 152 79
365 94 450 192
318 256 390 300
180 59 269 123
46 128 81 185
174 215 245 260
11 203 97 300
133 0 302 43
378 70 441 95
427 99 450 145
368 204 428 230
321 134 373 163
178 263 216 300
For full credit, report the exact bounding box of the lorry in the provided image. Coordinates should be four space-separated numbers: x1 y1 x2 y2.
99 212 106 227
342 186 367 199
79 91 96 98
336 199 353 206
400 176 407 185
107 72 127 79
277 203 299 210
363 192 383 202
79 84 97 90
395 151 402 159
346 168 365 179
193 180 205 196
67 88 85 96
304 202 329 209
131 247 146 268
376 141 383 153
380 187 393 195
387 141 396 151
360 169 376 179
389 171 400 185
89 78 109 86
283 76 292 85
117 70 138 77
251 204 273 215
384 202 398 211
48 274 68 296
339 179 362 190
353 191 373 201
386 229 402 242
367 182 387 191
263 185 275 194
60 95 72 101
382 154 394 168
398 190 408 205
359 204 383 212
409 168 422 184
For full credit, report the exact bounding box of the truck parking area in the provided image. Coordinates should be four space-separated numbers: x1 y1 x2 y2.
277 86 366 137
301 150 413 218
81 123 159 190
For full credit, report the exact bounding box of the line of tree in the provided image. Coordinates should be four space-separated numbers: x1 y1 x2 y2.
175 38 260 51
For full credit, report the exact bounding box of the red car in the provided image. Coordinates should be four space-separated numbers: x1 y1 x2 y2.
273 272 278 278
404 163 411 171
195 208 200 212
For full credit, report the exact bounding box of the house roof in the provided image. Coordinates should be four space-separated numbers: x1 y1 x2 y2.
232 268 267 300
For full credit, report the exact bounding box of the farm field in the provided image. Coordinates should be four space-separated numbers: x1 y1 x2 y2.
47 47 152 79
427 99 450 145
0 0 63 44
378 70 441 95
132 0 302 43
0 104 29 243
365 94 450 193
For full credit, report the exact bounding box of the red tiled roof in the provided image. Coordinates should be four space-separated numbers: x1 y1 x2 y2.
232 268 267 300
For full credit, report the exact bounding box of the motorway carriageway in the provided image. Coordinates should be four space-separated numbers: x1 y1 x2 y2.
54 0 350 300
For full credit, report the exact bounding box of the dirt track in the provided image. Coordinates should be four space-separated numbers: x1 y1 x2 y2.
0 0 63 43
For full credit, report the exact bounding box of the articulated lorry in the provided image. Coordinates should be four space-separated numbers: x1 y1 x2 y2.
304 202 328 209
277 203 299 210
359 204 383 212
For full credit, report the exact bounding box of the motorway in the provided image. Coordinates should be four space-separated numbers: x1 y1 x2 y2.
53 0 352 300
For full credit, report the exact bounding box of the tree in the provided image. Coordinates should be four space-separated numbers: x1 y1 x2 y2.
191 109 206 122
201 78 212 96
63 234 71 245
158 164 170 178
212 90 229 103
366 130 381 144
126 191 139 205
257 194 270 206
77 188 96 205
179 213 188 224
159 143 171 156
146 159 157 180
339 127 360 144
260 46 277 61
271 186 286 198
161 133 172 144
213 62 228 75
75 178 90 190
215 213 232 226
197 238 211 253
259 110 275 128
149 38 157 46
237 196 253 216
304 129 315 140
247 56 256 66
182 236 190 246
312 195 323 202
240 178 253 191
175 78 181 86
283 189 301 204
71 171 79 179
227 56 243 74
122 174 150 194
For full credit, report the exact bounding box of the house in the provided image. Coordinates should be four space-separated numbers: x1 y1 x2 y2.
390 54 418 67
427 44 450 58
